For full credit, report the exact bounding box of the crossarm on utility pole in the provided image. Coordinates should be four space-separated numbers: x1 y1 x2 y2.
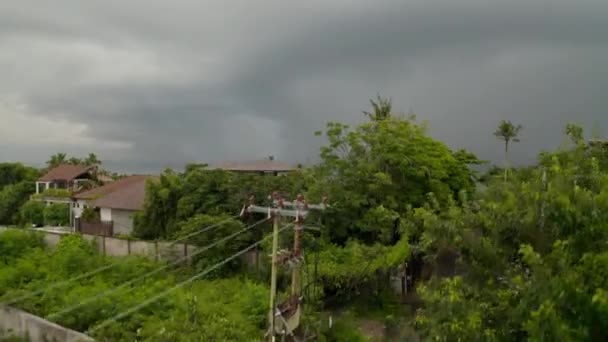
247 205 305 218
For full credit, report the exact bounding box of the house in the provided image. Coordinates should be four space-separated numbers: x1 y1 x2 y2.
213 160 297 176
36 164 97 195
72 175 153 235
589 139 608 148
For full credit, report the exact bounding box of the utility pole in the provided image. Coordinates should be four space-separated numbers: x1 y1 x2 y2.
291 194 307 297
269 195 282 341
242 192 327 341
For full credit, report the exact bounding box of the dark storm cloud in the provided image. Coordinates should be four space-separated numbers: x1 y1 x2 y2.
1 0 607 171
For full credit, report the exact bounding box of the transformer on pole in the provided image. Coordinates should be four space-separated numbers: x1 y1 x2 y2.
241 192 327 341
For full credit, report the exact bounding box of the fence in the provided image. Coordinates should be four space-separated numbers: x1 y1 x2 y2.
75 218 113 236
0 306 93 342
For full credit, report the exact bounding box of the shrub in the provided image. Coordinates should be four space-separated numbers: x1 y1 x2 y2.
81 207 100 222
0 229 45 265
43 203 70 226
19 200 45 227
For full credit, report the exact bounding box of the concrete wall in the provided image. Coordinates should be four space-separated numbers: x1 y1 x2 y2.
0 306 93 342
30 229 188 262
3 228 256 266
42 232 62 247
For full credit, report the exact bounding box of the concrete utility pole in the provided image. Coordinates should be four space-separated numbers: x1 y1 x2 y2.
291 194 307 297
242 192 327 341
269 196 282 340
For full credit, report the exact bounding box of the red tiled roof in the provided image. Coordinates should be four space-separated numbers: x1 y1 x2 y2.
93 176 155 211
214 160 297 172
74 175 154 211
38 164 94 182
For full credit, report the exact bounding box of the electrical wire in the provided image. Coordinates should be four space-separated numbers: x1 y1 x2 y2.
46 217 270 321
0 215 240 307
168 214 241 246
88 223 292 335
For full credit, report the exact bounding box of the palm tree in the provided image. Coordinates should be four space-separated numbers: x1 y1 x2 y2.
46 153 67 169
494 120 523 182
84 153 101 166
68 157 82 165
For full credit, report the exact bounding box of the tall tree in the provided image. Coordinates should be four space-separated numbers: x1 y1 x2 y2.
363 94 392 121
494 120 523 181
311 100 477 244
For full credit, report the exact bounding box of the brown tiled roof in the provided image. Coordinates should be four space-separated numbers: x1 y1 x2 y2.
74 175 156 211
93 176 155 211
214 160 297 172
38 164 94 182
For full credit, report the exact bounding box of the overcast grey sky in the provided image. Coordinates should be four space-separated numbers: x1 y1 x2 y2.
1 0 607 172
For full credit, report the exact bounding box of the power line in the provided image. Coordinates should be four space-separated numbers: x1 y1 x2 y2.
87 223 293 335
46 217 270 321
1 214 240 307
168 215 240 246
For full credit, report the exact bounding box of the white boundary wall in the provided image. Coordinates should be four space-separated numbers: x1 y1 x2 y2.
0 306 93 342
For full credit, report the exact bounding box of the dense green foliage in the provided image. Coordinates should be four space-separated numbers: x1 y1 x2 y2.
0 163 38 225
0 230 45 265
413 128 608 341
0 231 270 341
18 200 45 227
309 114 476 245
42 203 69 226
20 196 72 228
134 167 307 240
30 188 71 199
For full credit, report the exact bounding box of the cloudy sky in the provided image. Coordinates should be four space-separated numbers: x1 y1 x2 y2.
1 0 607 172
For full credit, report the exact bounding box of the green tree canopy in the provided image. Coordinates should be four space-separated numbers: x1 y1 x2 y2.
309 101 477 245
413 124 608 341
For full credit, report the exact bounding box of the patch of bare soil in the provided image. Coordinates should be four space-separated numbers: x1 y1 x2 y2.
358 319 387 341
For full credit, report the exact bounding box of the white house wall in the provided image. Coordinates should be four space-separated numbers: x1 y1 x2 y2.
100 207 112 222
72 199 89 219
111 209 136 235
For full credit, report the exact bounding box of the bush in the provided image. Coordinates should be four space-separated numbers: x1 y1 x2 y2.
43 203 70 226
81 207 100 222
0 229 45 265
19 200 45 227
319 311 368 342
0 232 272 341
0 182 35 225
